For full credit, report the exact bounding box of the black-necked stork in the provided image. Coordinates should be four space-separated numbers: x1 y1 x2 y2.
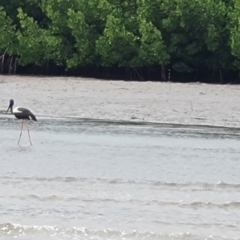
6 99 37 146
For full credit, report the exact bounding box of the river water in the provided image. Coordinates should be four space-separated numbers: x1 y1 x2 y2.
0 115 239 240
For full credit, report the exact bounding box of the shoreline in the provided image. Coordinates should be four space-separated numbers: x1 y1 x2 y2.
1 112 238 131
1 75 240 129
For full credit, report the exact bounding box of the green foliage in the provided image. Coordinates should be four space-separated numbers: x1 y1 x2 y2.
96 0 139 67
228 0 240 70
66 0 112 68
0 0 240 80
0 7 16 53
16 8 62 66
96 14 138 67
137 19 169 66
67 9 95 67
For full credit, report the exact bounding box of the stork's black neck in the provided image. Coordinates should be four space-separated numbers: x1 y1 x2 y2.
7 99 14 114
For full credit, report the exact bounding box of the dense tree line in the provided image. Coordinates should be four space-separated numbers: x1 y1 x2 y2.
0 0 240 82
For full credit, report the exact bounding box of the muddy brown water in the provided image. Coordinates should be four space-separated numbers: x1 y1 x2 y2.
0 115 240 240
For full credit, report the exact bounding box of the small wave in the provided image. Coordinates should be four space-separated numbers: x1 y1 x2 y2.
1 177 240 191
146 200 240 209
14 194 59 201
181 201 240 209
2 194 240 210
0 223 195 239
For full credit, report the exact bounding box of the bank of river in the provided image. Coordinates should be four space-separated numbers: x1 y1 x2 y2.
1 75 240 128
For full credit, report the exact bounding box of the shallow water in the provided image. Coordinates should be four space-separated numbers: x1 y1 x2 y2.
0 116 240 239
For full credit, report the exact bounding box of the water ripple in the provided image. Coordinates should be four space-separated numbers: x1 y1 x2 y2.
0 177 240 191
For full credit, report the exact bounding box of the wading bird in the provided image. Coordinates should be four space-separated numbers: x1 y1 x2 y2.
6 99 37 146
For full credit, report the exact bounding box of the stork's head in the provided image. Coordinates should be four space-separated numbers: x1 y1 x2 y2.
6 99 14 113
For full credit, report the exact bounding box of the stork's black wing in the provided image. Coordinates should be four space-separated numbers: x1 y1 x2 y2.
17 108 37 121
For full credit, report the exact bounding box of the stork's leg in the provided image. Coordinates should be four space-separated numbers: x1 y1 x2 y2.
18 120 24 145
25 121 33 146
